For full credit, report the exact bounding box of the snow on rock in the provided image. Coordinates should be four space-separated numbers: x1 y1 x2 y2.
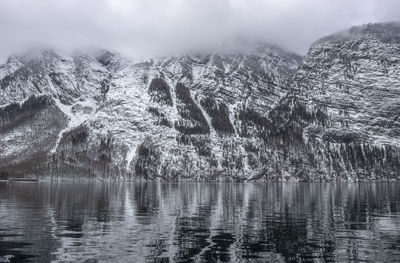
1 22 400 181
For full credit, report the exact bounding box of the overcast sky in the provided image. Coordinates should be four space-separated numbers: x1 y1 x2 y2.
0 0 399 60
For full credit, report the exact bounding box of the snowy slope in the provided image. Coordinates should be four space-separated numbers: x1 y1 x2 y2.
0 44 301 179
1 23 400 181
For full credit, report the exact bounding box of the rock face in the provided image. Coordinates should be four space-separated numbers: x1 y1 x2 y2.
265 22 400 180
1 22 400 181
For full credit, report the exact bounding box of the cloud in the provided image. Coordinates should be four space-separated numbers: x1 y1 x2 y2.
0 0 399 60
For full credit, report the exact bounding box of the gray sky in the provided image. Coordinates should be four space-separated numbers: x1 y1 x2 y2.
0 0 399 60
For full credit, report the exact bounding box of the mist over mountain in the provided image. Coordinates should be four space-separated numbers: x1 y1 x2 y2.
1 0 400 61
1 22 400 181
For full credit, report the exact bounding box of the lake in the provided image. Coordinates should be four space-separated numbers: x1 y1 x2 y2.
0 182 400 262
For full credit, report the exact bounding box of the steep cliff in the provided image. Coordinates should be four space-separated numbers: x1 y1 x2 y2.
265 22 400 180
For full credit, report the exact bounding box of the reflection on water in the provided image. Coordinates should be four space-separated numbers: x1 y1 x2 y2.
1 182 400 262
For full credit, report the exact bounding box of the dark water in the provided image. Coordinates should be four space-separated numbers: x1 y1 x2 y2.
1 182 400 262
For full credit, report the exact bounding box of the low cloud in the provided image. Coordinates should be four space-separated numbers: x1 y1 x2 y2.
0 0 399 60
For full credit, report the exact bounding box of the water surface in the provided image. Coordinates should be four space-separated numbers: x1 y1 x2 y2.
1 182 400 262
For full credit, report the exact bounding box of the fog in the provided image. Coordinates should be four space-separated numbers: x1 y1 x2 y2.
0 0 399 60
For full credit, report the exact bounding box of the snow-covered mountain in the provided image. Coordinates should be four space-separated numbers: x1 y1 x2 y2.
266 22 400 180
1 22 400 181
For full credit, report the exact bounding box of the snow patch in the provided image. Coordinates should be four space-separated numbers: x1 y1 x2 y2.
51 98 97 153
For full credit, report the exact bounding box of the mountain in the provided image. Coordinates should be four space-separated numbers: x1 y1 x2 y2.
266 22 400 180
0 45 302 180
1 22 400 181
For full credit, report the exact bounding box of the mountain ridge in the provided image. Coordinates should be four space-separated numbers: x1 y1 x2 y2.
1 22 399 181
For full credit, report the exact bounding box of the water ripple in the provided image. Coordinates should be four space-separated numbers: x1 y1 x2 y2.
0 182 400 262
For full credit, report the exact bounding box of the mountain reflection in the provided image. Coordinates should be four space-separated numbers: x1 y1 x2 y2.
1 182 400 262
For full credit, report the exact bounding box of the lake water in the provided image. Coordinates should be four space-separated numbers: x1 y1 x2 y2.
0 182 400 262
